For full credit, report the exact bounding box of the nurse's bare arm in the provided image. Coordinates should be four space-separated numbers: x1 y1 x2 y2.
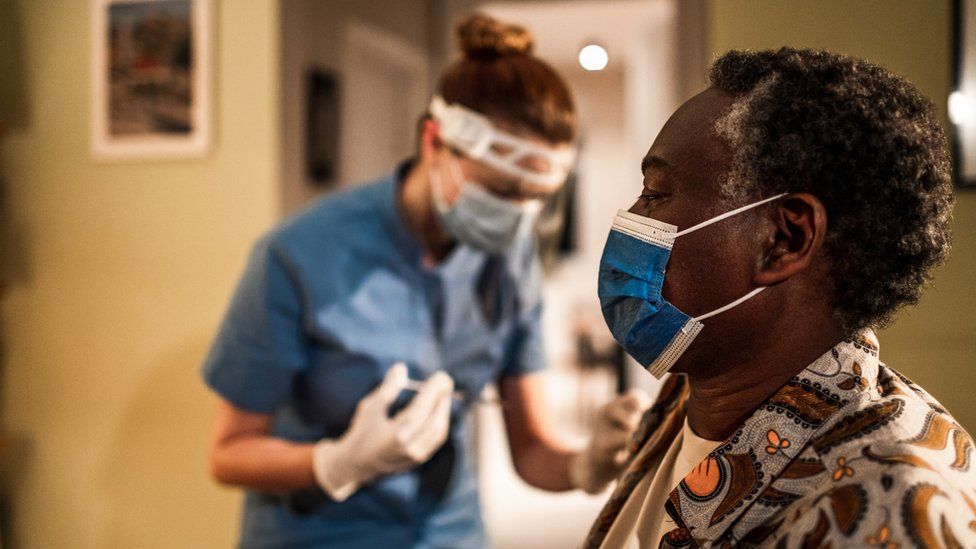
208 399 317 493
499 372 577 491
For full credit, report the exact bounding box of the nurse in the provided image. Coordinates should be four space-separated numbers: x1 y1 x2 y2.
203 14 648 548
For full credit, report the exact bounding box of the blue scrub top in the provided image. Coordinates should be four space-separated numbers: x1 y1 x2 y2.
202 164 546 548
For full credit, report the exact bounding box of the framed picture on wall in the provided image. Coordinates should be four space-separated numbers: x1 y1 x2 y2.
90 0 211 160
952 0 976 187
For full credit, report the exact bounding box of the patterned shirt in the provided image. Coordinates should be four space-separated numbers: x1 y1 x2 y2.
584 331 976 548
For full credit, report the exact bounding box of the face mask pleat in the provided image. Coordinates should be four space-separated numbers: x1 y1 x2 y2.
625 302 695 370
600 232 670 286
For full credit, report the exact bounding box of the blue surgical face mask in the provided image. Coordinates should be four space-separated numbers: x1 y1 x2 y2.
430 156 542 254
598 194 788 378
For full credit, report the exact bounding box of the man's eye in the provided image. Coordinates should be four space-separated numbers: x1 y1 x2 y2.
637 192 662 201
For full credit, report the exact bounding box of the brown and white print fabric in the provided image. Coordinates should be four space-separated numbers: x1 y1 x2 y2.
583 331 976 548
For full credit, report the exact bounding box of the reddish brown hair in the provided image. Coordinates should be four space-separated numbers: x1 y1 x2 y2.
437 14 577 144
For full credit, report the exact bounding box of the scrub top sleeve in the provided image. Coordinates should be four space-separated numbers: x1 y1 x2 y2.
202 236 309 413
499 243 547 378
500 302 547 378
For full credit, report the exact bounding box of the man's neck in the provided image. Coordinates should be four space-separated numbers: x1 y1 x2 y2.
399 162 456 266
683 324 846 441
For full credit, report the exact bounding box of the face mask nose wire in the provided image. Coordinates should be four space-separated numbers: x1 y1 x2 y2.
673 193 789 238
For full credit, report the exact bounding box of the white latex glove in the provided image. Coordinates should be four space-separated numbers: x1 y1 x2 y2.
312 363 454 501
569 388 652 494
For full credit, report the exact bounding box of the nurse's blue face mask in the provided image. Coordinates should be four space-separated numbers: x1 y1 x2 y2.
598 193 788 378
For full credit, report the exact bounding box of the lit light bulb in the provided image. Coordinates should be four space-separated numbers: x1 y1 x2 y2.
949 90 976 126
578 44 609 71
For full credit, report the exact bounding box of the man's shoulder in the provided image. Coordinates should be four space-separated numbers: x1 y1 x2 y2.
808 364 976 488
771 366 976 542
758 374 976 547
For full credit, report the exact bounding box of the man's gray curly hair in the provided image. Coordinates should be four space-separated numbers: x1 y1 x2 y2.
708 48 954 334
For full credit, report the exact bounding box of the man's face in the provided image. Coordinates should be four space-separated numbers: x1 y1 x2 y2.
629 87 771 371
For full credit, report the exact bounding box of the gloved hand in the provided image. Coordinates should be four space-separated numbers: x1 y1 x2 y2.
569 388 652 494
312 363 454 501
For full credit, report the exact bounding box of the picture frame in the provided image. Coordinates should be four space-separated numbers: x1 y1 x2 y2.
90 0 211 160
952 0 976 187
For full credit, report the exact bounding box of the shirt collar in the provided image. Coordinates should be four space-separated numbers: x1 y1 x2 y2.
377 159 425 264
667 330 882 544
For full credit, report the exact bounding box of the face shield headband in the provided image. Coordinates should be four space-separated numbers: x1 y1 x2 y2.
428 96 576 189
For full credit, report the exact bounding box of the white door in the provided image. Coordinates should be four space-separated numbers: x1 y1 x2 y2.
341 21 428 186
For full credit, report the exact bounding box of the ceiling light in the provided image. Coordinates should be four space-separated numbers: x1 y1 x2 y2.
578 44 608 72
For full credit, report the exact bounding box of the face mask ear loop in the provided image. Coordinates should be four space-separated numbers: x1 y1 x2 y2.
692 286 767 323
430 155 458 214
674 193 789 238
446 155 471 193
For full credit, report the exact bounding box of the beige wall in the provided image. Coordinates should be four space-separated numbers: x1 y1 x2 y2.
0 1 280 547
708 0 976 430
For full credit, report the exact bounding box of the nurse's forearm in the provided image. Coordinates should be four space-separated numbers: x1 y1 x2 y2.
209 400 317 493
499 373 577 491
510 442 576 491
210 436 317 493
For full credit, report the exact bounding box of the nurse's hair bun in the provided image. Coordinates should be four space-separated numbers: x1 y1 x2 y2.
457 14 534 59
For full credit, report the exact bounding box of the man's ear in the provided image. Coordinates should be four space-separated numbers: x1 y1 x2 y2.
418 119 443 163
754 193 827 286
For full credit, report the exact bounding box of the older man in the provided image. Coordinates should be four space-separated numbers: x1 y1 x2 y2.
585 48 973 548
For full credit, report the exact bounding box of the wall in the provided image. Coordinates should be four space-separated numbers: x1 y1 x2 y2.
0 1 280 547
708 0 976 430
279 0 434 214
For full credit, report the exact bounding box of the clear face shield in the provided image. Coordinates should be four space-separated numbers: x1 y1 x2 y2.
428 96 577 189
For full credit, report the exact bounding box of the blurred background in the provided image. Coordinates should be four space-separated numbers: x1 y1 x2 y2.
0 0 972 547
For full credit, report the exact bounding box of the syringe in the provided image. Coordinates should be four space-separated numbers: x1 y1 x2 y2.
402 379 503 406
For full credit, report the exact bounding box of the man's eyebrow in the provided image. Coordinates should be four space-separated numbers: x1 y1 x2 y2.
641 154 669 175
